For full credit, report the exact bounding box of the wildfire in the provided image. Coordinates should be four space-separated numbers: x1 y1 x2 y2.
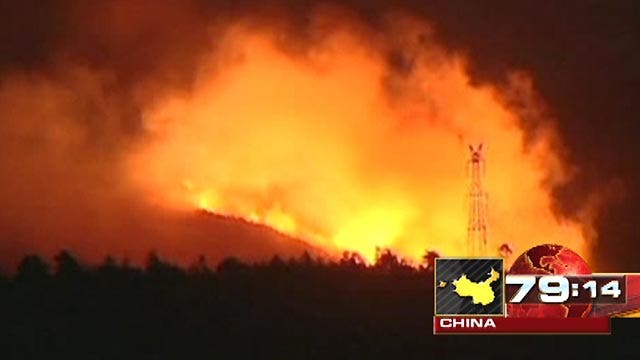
127 12 590 264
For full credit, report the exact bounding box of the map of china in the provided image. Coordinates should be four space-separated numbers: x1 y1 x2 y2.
451 268 500 306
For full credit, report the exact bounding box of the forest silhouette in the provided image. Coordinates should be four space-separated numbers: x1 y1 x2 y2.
1 249 639 359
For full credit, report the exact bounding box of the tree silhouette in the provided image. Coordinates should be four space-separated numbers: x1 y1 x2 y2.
188 255 212 276
340 251 366 268
54 250 82 278
16 255 50 283
0 251 637 359
422 250 440 272
217 256 246 273
98 256 118 272
374 248 411 272
146 251 184 280
499 243 514 259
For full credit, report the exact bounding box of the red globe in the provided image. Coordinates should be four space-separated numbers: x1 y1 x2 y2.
507 244 592 318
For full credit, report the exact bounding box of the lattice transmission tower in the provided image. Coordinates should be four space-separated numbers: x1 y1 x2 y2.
467 144 488 256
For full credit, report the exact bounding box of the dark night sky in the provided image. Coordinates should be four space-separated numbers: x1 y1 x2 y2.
1 0 639 271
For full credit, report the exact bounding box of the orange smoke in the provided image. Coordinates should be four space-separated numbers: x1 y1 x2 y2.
127 12 590 264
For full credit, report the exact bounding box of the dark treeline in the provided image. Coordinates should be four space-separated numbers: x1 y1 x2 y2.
0 250 638 359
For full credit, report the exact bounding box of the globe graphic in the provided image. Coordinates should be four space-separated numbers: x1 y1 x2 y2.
507 244 592 318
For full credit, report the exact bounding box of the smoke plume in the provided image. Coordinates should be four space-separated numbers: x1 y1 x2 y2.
0 0 614 269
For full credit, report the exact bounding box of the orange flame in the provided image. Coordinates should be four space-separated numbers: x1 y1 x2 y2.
127 14 591 264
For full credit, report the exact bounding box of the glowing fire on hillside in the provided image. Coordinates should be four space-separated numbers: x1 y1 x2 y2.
126 11 591 264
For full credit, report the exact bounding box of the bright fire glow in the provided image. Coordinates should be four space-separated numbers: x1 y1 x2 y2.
127 14 590 264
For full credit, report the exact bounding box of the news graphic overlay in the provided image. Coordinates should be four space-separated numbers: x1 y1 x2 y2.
506 244 595 318
432 244 640 335
435 258 504 316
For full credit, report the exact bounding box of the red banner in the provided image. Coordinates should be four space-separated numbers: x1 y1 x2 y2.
433 316 610 334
